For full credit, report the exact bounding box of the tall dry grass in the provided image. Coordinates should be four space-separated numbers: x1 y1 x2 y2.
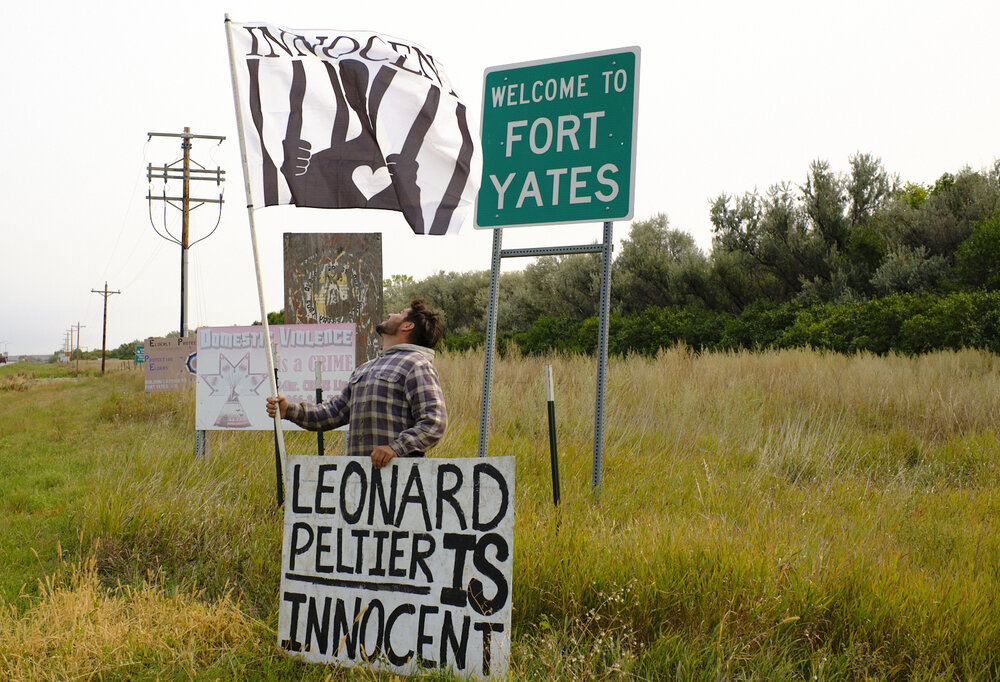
0 560 269 681
1 348 998 679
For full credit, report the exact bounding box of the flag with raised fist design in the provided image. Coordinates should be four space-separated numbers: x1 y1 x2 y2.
229 21 477 235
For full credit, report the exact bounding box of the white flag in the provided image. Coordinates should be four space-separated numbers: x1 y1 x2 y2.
228 21 478 235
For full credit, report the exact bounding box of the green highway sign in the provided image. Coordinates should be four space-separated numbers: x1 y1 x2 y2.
476 47 640 229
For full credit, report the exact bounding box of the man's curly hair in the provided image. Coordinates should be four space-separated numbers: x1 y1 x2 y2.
404 298 444 349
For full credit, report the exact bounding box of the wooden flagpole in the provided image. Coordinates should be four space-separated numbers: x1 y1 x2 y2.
224 15 288 492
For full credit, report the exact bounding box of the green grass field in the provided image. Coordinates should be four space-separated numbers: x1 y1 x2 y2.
1 349 998 680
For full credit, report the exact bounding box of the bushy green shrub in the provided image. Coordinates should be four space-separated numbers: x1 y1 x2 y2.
444 291 1000 357
443 330 486 353
610 306 728 355
721 299 803 350
777 294 933 354
953 212 1000 290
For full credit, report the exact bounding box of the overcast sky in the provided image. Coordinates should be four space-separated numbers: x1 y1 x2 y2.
2 0 997 357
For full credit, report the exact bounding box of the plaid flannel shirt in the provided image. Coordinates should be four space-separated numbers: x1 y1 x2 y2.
285 344 446 458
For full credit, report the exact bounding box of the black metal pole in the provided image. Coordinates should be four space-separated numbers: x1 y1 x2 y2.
273 365 284 507
546 365 561 506
315 361 324 456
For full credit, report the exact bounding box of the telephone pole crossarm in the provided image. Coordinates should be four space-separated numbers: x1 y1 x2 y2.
146 194 224 204
147 131 226 142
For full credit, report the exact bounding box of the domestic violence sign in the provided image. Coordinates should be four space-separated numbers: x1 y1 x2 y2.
195 323 354 430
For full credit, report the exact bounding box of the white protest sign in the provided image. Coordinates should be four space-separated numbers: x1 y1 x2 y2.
196 323 355 430
279 456 514 679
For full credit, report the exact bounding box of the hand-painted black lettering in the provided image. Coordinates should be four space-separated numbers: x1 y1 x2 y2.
340 459 367 523
441 611 470 670
389 531 410 578
469 533 509 616
336 528 353 574
292 464 312 513
435 463 466 530
289 522 314 571
305 595 333 655
359 598 385 660
315 463 338 514
367 465 399 526
369 530 389 577
440 533 476 607
412 45 443 87
385 603 416 666
417 604 440 668
473 463 509 531
281 591 307 651
474 621 505 676
333 596 363 658
352 529 370 574
286 572 432 595
409 533 435 582
395 463 432 531
315 525 334 574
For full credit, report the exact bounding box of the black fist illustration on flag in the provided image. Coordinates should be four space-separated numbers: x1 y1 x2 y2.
234 24 477 235
279 59 440 233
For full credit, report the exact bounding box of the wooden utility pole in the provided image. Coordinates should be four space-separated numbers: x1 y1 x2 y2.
73 322 85 376
181 132 191 338
91 282 121 375
147 127 226 337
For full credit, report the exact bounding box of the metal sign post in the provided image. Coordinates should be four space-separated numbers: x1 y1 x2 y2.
475 229 613 496
477 227 504 459
593 220 614 497
475 47 639 500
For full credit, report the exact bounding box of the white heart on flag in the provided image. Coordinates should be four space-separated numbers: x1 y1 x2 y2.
352 165 392 200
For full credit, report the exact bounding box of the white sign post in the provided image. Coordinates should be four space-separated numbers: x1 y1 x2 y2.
279 456 514 679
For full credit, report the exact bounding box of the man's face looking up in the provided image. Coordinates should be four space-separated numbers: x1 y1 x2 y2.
375 308 411 337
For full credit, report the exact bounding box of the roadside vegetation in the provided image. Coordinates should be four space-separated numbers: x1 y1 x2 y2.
2 348 998 680
385 157 1000 360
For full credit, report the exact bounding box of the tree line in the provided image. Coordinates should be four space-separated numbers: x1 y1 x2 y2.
69 154 999 362
386 154 1000 355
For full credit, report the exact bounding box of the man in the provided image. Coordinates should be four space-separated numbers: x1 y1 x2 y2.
266 298 446 469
